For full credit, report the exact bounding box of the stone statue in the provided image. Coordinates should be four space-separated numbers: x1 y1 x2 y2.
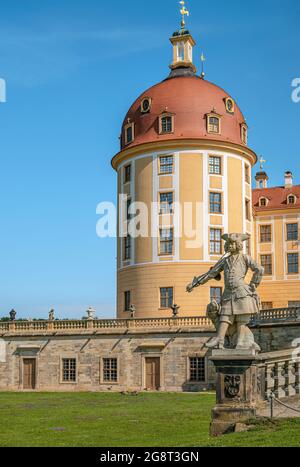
186 233 264 351
129 305 136 319
9 309 16 321
49 309 55 321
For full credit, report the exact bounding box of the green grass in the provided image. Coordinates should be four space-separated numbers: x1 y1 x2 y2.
0 392 300 447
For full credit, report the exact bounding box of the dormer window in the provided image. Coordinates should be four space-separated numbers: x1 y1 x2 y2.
288 195 296 205
241 123 248 145
259 197 268 207
159 113 174 134
206 112 221 135
124 122 135 145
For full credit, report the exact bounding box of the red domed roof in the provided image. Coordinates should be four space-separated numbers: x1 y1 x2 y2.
121 76 247 150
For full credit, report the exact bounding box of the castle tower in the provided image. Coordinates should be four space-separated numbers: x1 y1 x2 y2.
111 7 258 318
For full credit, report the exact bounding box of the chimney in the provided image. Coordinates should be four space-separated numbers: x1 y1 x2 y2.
285 171 293 189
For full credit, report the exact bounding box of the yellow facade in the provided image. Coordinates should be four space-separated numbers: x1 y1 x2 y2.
253 209 300 309
116 144 255 318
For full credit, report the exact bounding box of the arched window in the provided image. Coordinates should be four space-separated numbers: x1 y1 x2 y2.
287 195 296 205
124 122 135 145
259 197 268 207
241 123 248 145
206 112 221 134
159 113 174 134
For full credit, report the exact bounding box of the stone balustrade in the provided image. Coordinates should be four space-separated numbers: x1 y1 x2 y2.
258 349 300 400
0 315 214 334
0 308 299 335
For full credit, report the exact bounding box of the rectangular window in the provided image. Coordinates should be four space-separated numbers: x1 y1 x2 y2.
261 302 273 310
161 116 173 134
245 199 251 221
103 358 118 383
260 225 272 243
160 228 173 255
287 223 298 241
126 198 131 221
124 235 131 261
245 165 250 183
160 287 173 309
245 238 251 255
209 156 221 175
159 155 174 175
189 357 205 382
288 253 299 274
261 255 272 275
160 192 173 214
124 164 131 184
210 287 222 304
210 228 222 254
62 358 76 382
208 116 220 134
209 192 222 213
124 291 131 312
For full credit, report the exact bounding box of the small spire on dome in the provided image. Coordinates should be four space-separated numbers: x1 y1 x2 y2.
169 0 196 78
259 156 266 171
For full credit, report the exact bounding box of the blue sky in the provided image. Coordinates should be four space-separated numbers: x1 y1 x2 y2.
0 0 299 319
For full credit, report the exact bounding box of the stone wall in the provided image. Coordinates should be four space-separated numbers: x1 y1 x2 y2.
0 330 216 392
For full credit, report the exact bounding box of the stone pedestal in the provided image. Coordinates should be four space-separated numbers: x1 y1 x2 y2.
209 349 261 436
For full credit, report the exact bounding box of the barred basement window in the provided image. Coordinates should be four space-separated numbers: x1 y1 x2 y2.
62 358 76 382
260 225 272 243
103 358 118 383
287 223 298 241
159 155 174 175
160 287 173 309
189 357 205 382
288 253 299 274
209 156 221 175
210 228 222 254
261 255 272 275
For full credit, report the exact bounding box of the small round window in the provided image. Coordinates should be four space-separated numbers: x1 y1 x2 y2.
141 97 152 114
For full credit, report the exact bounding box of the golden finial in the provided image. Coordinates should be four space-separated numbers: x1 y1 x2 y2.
200 52 206 78
259 156 266 171
179 0 190 28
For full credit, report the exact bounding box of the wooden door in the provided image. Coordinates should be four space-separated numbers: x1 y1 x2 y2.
145 357 160 390
23 359 36 390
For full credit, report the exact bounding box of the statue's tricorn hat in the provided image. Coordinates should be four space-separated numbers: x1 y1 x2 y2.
222 233 250 243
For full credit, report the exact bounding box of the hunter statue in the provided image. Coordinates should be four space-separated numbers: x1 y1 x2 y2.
186 233 264 351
